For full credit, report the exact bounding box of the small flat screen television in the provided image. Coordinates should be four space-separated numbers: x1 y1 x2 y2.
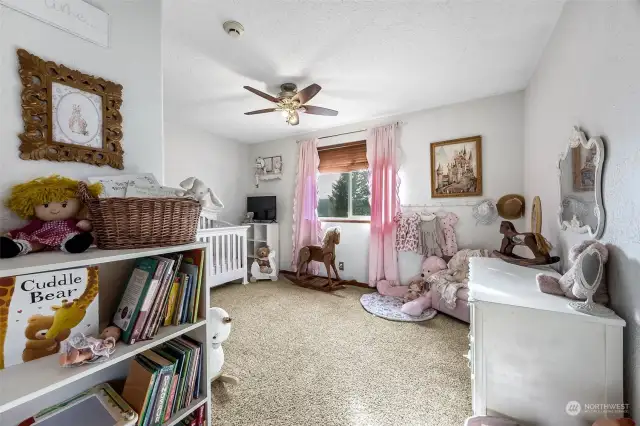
247 196 276 221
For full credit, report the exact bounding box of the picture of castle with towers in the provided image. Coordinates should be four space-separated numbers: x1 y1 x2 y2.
431 136 482 197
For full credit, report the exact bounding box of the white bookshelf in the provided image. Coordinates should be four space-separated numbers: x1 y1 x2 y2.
0 243 211 426
246 223 279 277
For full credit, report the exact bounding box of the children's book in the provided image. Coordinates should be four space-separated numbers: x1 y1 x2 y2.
181 274 193 325
157 345 187 415
129 259 167 344
140 256 174 340
122 357 158 426
88 174 159 198
145 254 180 339
0 267 99 370
178 262 198 324
181 335 203 400
181 249 204 323
173 273 189 326
163 278 181 327
113 258 159 343
140 350 176 426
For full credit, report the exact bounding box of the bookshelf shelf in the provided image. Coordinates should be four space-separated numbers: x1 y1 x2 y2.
1 242 212 426
0 320 206 413
163 395 208 426
0 242 208 278
247 238 267 243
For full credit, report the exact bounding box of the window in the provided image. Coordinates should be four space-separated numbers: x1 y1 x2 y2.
317 141 371 220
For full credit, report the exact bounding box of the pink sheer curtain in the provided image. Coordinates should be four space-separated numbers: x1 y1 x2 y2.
291 138 322 274
367 124 400 287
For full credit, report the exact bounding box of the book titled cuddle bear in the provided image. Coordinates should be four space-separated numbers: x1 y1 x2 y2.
0 267 99 369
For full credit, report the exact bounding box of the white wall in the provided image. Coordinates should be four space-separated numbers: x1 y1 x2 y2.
248 91 525 283
163 120 249 224
523 0 640 414
0 0 163 232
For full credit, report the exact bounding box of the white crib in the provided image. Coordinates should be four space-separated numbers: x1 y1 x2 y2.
197 210 250 287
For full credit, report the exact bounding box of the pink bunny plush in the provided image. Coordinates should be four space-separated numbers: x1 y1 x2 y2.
377 256 448 316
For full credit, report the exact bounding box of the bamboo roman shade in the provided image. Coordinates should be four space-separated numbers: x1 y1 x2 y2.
317 141 368 173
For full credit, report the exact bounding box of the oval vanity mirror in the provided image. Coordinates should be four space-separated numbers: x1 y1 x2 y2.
557 126 606 238
567 246 614 317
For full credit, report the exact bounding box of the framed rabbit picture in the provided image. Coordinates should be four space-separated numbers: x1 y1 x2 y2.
17 49 124 169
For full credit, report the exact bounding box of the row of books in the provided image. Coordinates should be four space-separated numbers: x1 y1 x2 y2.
122 336 203 426
178 406 206 426
113 249 204 344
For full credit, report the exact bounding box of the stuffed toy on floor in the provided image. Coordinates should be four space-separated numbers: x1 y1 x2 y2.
1 176 102 258
377 256 447 316
536 240 609 304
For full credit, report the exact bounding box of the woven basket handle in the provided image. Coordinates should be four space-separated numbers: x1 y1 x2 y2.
77 181 97 203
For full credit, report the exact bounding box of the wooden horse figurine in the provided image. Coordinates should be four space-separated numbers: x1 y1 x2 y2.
296 227 341 288
493 221 560 266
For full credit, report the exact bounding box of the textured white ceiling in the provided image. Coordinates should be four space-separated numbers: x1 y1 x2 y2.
162 0 565 144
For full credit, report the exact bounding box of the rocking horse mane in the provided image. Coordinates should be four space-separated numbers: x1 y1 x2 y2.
322 227 341 249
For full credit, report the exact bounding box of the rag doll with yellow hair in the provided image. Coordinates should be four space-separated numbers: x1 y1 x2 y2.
1 176 102 258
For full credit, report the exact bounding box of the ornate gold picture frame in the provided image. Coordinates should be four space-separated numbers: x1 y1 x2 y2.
17 49 124 169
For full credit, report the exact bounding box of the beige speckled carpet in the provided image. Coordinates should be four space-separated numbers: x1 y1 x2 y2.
210 279 471 426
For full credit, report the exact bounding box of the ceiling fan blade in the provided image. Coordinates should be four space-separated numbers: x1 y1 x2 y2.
293 83 322 104
243 86 280 103
288 111 300 126
302 105 339 116
244 108 277 115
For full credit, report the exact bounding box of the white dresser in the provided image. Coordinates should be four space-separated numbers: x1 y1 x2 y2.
468 257 625 424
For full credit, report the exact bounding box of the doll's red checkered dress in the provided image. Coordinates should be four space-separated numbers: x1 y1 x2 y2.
9 219 80 247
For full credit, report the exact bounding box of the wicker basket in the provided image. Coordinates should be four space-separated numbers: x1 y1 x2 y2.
79 182 202 250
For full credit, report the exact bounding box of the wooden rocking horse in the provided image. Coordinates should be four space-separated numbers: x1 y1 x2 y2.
296 227 342 289
284 227 365 292
493 221 560 266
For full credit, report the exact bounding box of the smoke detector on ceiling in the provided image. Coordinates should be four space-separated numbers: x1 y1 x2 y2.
223 21 244 39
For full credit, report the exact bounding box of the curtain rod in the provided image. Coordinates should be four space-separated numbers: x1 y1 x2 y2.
318 129 366 140
297 121 406 142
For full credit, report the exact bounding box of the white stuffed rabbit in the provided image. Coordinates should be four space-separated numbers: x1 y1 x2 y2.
176 177 224 210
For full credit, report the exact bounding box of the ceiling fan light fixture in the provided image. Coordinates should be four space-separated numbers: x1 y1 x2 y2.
243 83 336 126
287 111 299 126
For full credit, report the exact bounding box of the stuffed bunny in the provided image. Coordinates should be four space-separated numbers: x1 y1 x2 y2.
176 177 224 210
377 256 448 316
536 240 609 304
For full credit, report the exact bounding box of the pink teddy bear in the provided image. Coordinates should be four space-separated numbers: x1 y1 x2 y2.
377 256 448 316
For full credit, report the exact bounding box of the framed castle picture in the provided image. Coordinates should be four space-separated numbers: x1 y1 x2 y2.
430 135 482 198
17 49 124 169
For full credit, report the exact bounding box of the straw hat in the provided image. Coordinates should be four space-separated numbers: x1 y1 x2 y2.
497 194 525 219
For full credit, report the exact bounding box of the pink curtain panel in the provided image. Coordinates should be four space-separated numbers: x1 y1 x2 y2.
367 124 400 287
291 138 322 274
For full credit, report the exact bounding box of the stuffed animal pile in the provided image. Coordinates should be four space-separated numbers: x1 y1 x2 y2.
377 256 447 316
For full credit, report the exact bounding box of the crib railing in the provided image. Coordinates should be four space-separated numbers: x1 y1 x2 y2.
197 224 250 286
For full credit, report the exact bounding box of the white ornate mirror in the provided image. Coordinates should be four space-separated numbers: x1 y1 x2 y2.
557 126 605 238
567 247 614 317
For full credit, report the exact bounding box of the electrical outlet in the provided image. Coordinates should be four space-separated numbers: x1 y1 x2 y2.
338 262 344 271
